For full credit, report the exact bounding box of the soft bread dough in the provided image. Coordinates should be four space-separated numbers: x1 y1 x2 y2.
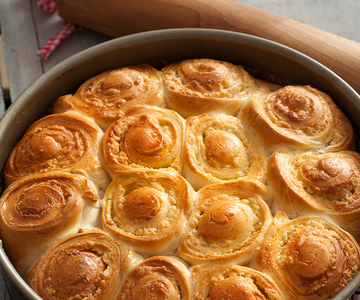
25 228 141 300
268 149 360 241
3 112 110 191
1 58 359 300
254 212 360 300
191 264 285 300
53 65 164 130
101 105 184 178
162 58 258 118
102 169 195 256
0 172 101 276
183 113 268 190
115 256 192 300
179 179 272 265
239 85 356 152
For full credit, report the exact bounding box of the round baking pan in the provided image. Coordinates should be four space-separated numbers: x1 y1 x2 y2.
0 28 360 299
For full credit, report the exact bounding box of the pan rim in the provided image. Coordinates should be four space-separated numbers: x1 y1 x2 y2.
1 27 359 300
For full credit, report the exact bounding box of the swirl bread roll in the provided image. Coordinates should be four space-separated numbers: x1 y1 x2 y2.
268 150 360 241
53 65 164 130
253 211 360 300
179 179 272 265
183 113 268 191
25 228 140 300
3 112 110 191
101 105 184 178
116 256 192 300
102 169 194 256
191 264 285 300
239 85 355 152
162 58 258 118
0 172 101 276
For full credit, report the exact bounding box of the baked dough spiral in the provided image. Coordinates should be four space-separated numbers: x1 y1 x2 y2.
254 211 360 300
25 228 140 300
0 172 101 276
191 264 285 300
162 58 258 118
102 169 194 256
116 256 192 300
179 179 272 265
183 113 268 190
1 59 360 300
239 85 355 152
52 65 164 130
101 105 184 178
268 149 360 242
3 112 109 191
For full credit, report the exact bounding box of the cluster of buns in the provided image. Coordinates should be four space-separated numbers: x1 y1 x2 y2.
1 58 360 300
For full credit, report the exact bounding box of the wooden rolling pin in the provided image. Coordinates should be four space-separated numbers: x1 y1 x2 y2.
58 0 360 95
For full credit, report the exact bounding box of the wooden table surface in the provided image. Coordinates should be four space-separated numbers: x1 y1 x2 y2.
0 0 359 299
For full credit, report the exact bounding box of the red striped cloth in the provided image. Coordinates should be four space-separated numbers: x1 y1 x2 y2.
350 288 360 299
37 0 57 12
37 0 79 61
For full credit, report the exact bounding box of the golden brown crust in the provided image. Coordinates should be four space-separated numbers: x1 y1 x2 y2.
52 65 164 130
116 256 191 300
162 58 258 118
183 113 268 191
101 105 184 178
268 150 360 242
25 228 140 300
3 112 109 191
1 59 359 300
239 85 355 152
102 169 195 256
191 264 285 300
0 172 101 276
254 212 360 300
179 179 272 265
